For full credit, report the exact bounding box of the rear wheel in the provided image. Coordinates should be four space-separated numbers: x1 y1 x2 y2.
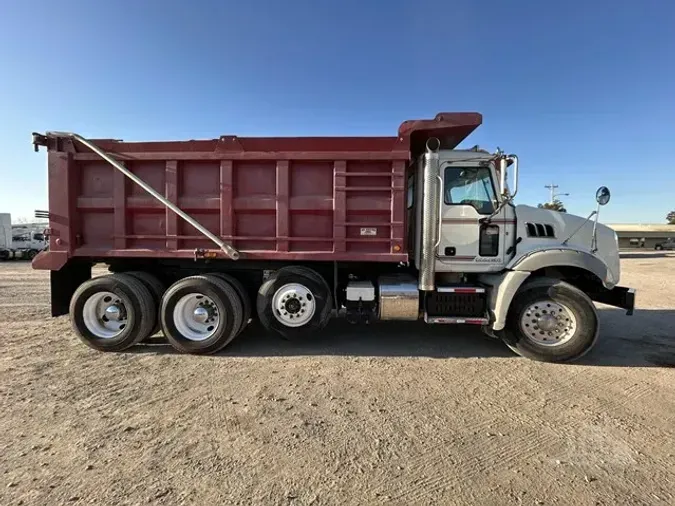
655 245 663 250
124 271 165 337
160 275 243 354
503 277 599 362
70 273 156 352
207 272 251 334
257 266 332 340
275 266 333 329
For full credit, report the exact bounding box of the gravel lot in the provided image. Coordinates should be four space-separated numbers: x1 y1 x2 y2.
1 254 674 505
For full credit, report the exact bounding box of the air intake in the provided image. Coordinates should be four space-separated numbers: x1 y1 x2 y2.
526 223 555 238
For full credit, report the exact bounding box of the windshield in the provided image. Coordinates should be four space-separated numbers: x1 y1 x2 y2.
444 166 497 214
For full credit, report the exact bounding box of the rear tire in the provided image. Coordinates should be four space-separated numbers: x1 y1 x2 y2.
503 277 599 362
275 266 333 329
124 271 165 338
207 272 251 334
70 273 156 352
655 245 663 251
257 266 332 340
160 275 243 354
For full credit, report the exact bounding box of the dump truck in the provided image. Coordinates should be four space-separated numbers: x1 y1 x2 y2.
31 112 634 361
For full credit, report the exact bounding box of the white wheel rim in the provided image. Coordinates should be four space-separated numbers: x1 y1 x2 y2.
272 283 316 327
82 291 129 339
519 300 578 347
173 293 221 341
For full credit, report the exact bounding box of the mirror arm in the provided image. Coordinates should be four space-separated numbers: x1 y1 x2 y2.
562 211 597 246
591 201 602 253
479 198 509 225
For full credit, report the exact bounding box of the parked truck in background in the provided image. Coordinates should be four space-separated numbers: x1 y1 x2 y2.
0 214 11 260
31 112 635 362
0 214 48 260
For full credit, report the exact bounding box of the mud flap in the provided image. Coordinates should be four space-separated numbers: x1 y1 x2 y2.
50 261 91 317
590 286 635 315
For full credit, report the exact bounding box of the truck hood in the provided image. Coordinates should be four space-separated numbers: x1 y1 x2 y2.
514 205 620 288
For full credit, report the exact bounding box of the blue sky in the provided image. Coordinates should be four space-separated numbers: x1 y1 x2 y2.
0 0 673 223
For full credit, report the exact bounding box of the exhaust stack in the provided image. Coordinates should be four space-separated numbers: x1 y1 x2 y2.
418 138 441 291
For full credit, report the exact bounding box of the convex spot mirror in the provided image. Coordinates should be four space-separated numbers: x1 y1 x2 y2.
596 186 611 206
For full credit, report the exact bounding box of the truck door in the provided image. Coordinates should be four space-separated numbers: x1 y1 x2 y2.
435 162 514 273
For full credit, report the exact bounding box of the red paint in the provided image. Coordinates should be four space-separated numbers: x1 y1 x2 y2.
33 113 482 270
453 288 483 294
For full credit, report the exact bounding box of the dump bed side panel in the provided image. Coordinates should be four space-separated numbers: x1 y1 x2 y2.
33 112 482 270
39 139 410 266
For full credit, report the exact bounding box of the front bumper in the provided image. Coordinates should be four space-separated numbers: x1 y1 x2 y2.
590 286 636 315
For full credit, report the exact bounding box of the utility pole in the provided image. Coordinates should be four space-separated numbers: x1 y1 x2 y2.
544 183 569 204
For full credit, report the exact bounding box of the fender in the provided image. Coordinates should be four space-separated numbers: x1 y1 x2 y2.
478 270 531 331
480 248 612 332
507 247 611 288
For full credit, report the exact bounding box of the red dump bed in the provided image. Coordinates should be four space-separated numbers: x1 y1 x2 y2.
33 113 481 270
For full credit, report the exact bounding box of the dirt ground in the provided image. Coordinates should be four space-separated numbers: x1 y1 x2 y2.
1 254 674 506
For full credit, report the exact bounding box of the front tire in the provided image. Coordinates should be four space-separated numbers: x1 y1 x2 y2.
503 277 599 362
655 245 663 251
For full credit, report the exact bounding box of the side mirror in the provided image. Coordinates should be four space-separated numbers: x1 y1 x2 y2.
596 186 611 206
499 155 519 198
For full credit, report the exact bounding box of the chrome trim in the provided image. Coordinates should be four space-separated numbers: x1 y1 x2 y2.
378 275 419 321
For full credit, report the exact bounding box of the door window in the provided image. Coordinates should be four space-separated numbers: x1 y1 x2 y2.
444 166 497 215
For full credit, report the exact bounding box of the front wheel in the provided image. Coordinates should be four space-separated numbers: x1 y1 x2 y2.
503 277 599 362
655 245 663 251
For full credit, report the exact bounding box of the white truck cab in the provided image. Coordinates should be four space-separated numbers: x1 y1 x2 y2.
413 139 634 362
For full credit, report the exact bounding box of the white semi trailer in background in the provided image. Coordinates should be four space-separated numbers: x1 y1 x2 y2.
0 214 48 260
0 214 11 259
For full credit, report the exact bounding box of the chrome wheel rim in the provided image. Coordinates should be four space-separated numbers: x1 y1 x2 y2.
519 300 577 346
272 283 316 327
82 291 128 339
173 293 220 341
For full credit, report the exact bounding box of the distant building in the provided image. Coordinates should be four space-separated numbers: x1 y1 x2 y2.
607 224 675 249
